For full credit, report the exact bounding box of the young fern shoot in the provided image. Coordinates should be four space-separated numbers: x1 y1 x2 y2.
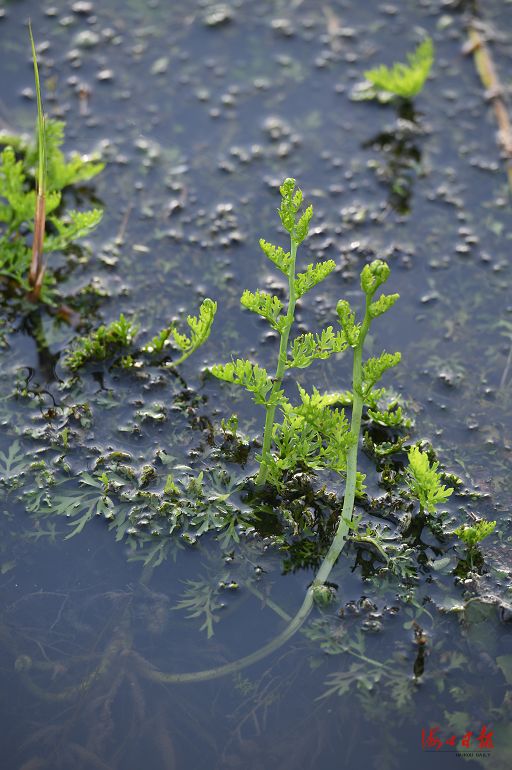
212 179 340 485
365 38 434 99
406 445 453 515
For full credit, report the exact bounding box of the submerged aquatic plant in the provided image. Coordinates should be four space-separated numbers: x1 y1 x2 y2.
454 516 496 572
66 298 216 370
65 314 139 371
0 28 103 301
364 38 434 99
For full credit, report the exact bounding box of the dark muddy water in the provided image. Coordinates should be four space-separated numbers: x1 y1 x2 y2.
0 0 511 768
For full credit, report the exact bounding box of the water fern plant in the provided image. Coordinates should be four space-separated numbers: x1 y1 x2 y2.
134 258 403 683
365 38 434 99
454 518 496 549
211 178 341 485
453 516 496 572
65 314 139 371
142 297 217 366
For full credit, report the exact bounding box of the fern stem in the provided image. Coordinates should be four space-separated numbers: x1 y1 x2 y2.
256 237 298 485
311 294 371 586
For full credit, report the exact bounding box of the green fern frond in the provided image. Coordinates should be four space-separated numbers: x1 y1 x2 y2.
365 38 434 99
45 209 103 252
362 351 401 398
336 299 360 347
211 359 282 406
259 239 291 275
454 519 496 549
369 293 400 319
407 446 453 514
26 119 104 191
66 314 139 371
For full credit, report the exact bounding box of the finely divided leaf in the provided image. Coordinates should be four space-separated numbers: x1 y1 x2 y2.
241 289 284 330
362 351 401 398
369 293 400 318
360 260 391 296
211 359 281 406
407 446 453 514
294 260 336 298
287 326 346 369
171 298 217 366
46 209 103 252
0 147 35 228
259 239 291 274
295 205 313 244
336 299 360 346
277 178 314 244
32 119 104 191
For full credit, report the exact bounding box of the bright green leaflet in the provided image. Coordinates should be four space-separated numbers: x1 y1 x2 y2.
406 445 453 514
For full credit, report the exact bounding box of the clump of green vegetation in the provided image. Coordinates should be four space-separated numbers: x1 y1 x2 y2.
65 314 139 371
66 298 217 370
0 27 103 301
453 517 496 572
406 445 453 514
119 255 404 683
454 518 496 549
364 38 434 99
